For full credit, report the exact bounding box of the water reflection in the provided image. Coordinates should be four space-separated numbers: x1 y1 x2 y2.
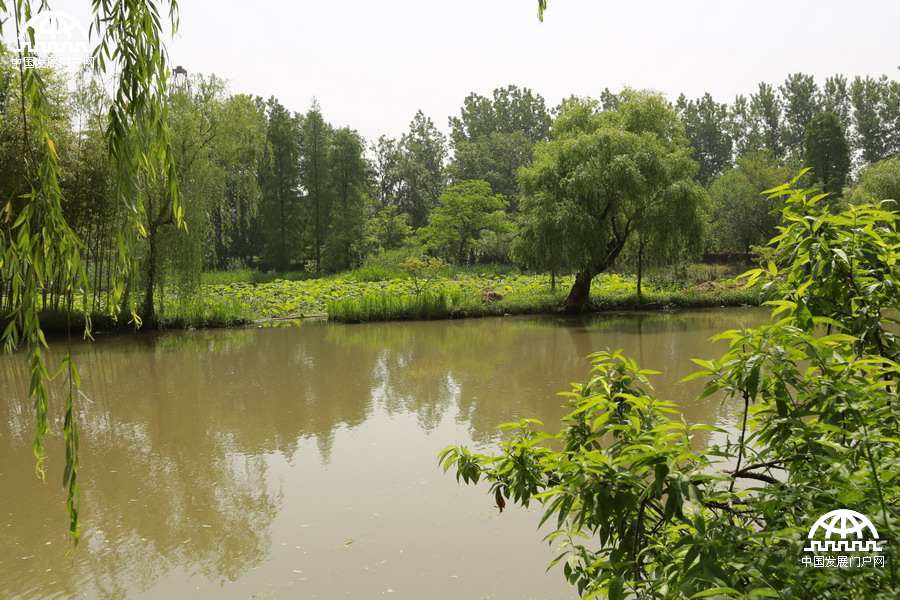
0 308 768 599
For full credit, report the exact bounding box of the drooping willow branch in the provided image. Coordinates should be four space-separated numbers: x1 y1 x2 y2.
0 0 181 542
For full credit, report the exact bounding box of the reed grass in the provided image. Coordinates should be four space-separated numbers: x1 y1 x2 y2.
327 288 461 322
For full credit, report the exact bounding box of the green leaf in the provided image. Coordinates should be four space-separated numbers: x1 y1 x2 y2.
608 575 624 600
691 587 740 598
747 589 781 598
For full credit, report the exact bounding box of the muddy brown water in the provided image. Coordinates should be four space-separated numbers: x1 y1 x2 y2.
0 308 769 599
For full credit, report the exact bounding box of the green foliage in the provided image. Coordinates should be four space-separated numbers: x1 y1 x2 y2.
211 93 267 268
849 157 900 205
4 0 895 548
804 112 850 196
327 288 459 322
626 179 709 297
781 73 822 159
675 92 734 184
850 76 892 164
149 74 230 316
748 82 785 159
440 179 898 598
518 91 704 310
354 247 422 281
822 75 852 128
550 95 603 138
708 152 793 253
258 97 302 271
0 0 181 541
645 262 748 291
323 127 368 273
392 111 448 228
299 101 333 274
156 293 253 329
448 85 551 202
200 269 757 323
200 268 309 285
362 204 413 256
400 256 448 294
418 180 509 264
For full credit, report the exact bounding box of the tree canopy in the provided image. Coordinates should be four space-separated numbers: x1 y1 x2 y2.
848 156 900 204
419 180 508 264
518 91 704 311
804 111 850 195
708 151 793 253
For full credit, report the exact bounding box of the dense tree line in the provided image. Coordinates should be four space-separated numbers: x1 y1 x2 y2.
2 56 899 320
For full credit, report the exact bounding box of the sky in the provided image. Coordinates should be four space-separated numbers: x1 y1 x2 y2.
34 0 900 142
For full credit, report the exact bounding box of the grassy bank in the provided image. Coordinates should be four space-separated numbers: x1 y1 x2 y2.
15 266 761 335
11 294 255 338
205 269 761 323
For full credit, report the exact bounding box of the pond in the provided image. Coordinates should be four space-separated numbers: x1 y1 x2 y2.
0 308 769 599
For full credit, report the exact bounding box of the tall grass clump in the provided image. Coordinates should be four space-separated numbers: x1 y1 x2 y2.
158 295 254 328
328 288 459 322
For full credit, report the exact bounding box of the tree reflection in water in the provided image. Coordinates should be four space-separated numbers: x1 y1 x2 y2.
0 309 768 599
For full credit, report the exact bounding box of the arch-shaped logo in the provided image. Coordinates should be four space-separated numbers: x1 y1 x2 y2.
804 509 885 553
5 10 92 64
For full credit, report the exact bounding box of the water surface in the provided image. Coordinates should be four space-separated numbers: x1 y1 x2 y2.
0 308 768 599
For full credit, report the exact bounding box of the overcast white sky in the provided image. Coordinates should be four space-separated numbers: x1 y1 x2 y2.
47 0 900 142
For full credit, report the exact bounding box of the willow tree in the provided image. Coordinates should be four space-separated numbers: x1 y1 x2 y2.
212 94 267 268
0 0 181 540
517 92 703 312
144 74 224 319
629 180 707 299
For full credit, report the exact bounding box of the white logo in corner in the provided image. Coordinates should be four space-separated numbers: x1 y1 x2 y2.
801 509 887 569
3 10 93 70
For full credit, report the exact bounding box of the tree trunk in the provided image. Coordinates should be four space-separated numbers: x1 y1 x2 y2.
457 239 467 265
315 195 321 275
142 226 157 322
213 204 225 269
563 270 593 313
279 194 286 272
636 237 644 301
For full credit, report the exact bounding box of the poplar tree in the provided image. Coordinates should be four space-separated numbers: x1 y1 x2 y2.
780 72 821 159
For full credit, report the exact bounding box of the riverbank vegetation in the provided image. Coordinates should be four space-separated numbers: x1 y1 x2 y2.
15 264 759 333
3 45 898 327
